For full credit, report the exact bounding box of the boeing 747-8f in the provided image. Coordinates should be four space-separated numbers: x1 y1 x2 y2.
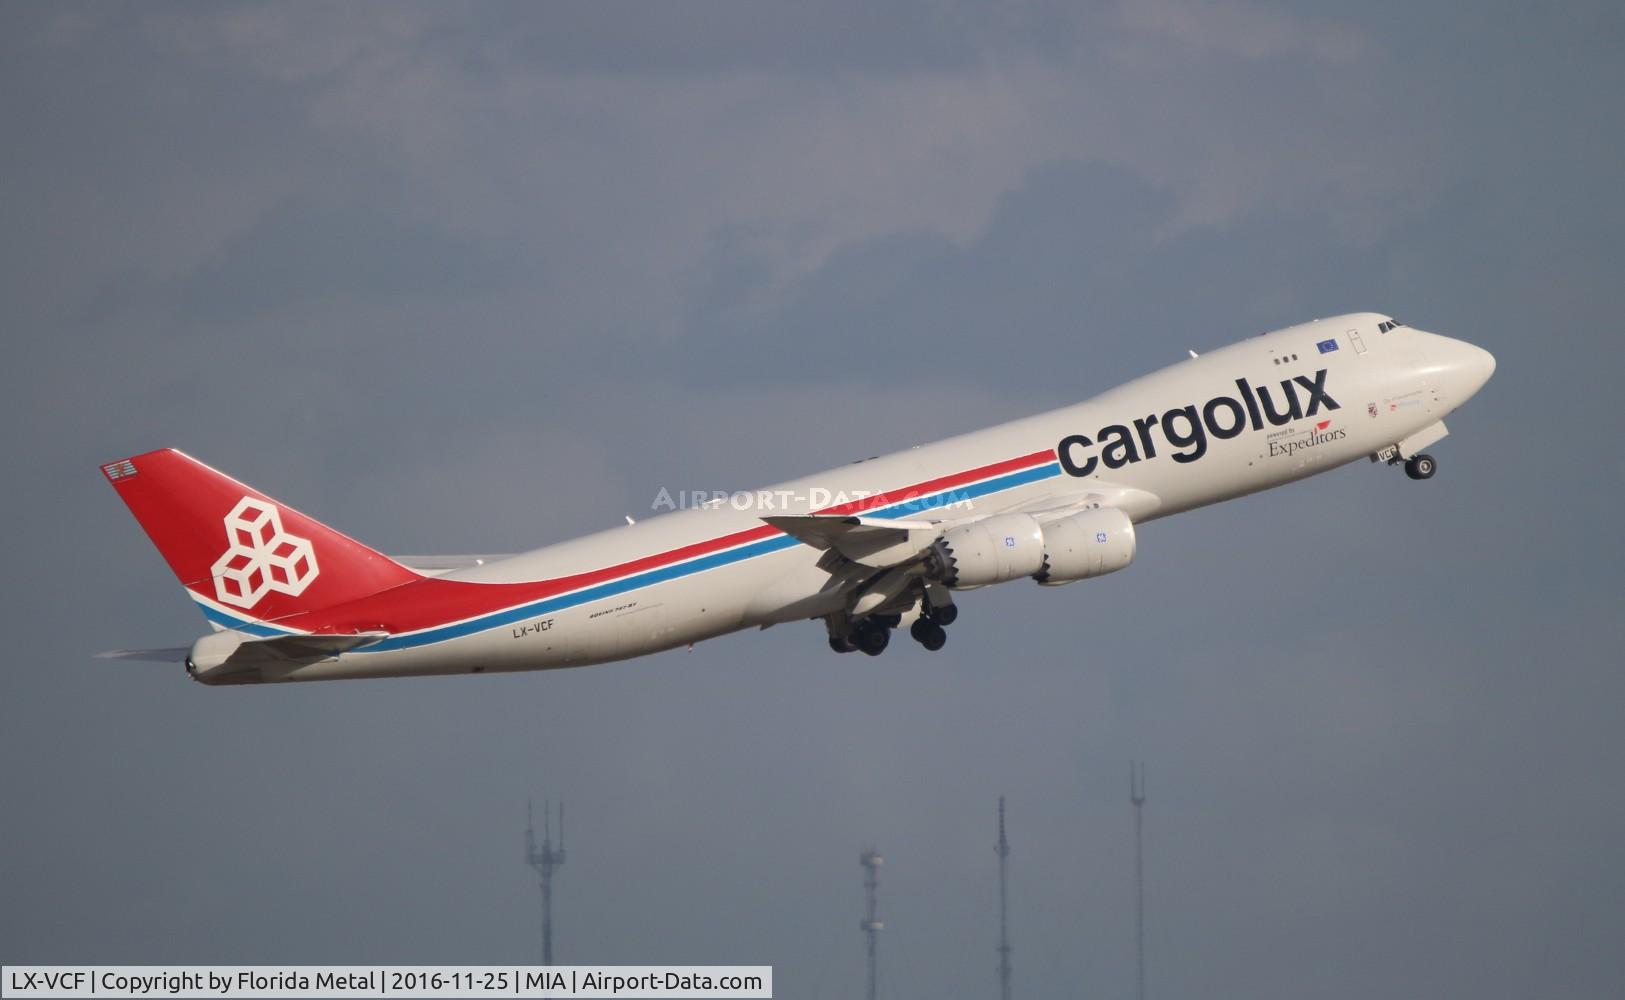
102 313 1494 684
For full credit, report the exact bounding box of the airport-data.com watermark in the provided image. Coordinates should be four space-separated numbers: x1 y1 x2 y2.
650 487 974 513
1 966 772 999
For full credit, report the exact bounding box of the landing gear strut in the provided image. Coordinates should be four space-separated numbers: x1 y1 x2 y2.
1404 453 1437 480
922 585 958 626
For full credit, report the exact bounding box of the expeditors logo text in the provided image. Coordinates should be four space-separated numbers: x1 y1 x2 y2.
1056 369 1340 476
1268 423 1348 457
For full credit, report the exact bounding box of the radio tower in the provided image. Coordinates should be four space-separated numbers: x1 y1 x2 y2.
525 800 567 964
996 797 1013 1000
860 849 884 1000
1130 763 1147 1000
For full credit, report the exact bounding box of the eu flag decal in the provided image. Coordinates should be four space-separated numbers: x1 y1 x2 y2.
1316 338 1339 354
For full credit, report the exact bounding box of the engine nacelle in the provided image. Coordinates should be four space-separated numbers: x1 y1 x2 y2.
927 513 1045 588
1033 507 1136 585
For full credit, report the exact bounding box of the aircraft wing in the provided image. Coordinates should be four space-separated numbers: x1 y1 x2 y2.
764 480 1161 571
762 514 942 568
984 481 1163 522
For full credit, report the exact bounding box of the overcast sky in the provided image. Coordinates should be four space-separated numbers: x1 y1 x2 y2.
3 3 1623 997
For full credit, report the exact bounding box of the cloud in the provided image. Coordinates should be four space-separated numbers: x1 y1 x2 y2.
2 2 1436 346
1115 0 1368 63
5 4 1625 996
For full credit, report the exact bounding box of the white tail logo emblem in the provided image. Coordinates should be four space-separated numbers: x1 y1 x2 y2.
210 497 319 609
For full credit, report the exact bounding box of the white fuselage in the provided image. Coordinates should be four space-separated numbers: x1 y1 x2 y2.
285 313 1494 681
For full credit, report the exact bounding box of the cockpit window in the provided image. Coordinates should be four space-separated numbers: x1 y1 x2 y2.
1378 319 1405 333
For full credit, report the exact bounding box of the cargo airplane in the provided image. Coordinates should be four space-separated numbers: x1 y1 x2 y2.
102 313 1493 684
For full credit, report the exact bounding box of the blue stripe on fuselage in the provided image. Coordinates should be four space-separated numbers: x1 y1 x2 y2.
198 461 1063 650
196 602 297 636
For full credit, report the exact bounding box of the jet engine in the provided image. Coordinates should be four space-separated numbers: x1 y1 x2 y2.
1033 507 1136 585
927 513 1046 588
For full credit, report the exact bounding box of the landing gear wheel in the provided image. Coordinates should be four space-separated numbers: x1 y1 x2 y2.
931 603 958 626
854 625 890 657
828 634 857 654
1405 453 1437 480
910 618 947 651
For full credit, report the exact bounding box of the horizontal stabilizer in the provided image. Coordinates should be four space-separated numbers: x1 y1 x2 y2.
186 629 389 685
96 647 189 663
391 554 514 576
96 627 385 679
243 631 389 659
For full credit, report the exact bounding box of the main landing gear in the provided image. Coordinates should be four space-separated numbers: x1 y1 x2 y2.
909 617 947 651
1404 453 1437 480
830 615 896 656
826 599 957 656
854 623 891 656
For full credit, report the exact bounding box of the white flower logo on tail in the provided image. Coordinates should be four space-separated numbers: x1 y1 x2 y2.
210 497 319 609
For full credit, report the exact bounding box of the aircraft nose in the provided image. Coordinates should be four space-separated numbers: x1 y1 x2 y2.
1430 335 1496 402
1457 340 1496 396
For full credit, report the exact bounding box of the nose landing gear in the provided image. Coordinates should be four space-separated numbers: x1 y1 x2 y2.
1378 443 1440 481
1404 454 1437 480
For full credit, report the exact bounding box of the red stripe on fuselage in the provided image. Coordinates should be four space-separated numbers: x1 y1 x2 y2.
818 448 1056 515
230 448 1058 636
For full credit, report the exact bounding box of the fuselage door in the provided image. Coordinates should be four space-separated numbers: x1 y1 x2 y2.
1349 328 1368 354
